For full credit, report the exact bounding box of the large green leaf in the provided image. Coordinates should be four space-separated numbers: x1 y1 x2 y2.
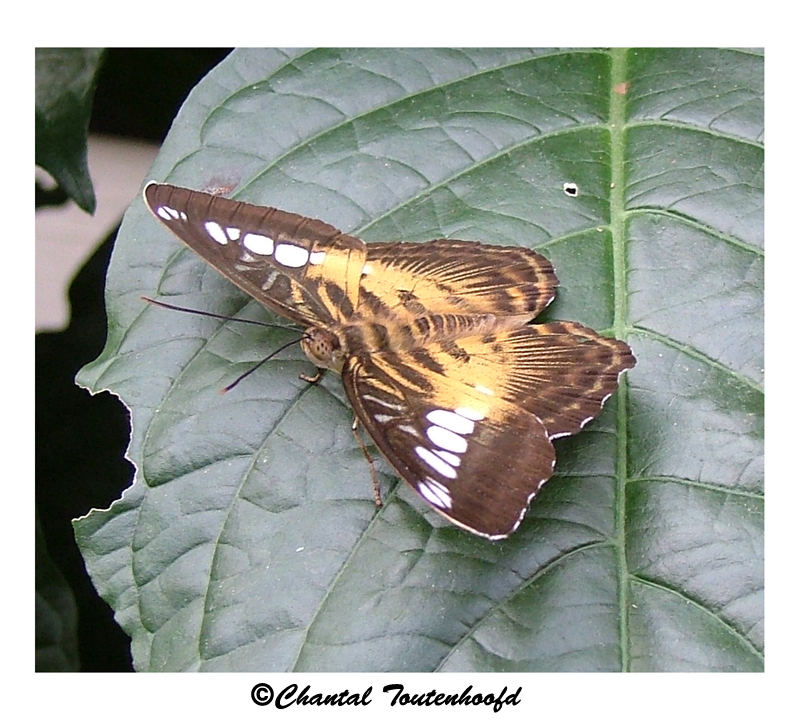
74 48 763 672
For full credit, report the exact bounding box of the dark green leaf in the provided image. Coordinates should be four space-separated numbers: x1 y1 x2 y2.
36 513 79 671
35 48 104 214
74 48 763 672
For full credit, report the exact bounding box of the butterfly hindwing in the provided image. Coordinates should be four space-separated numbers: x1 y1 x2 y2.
360 239 559 324
425 321 637 439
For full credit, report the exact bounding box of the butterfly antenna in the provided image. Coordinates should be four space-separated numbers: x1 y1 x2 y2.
221 335 310 394
142 296 292 331
142 296 309 393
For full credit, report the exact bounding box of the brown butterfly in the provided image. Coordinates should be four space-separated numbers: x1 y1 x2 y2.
144 183 635 539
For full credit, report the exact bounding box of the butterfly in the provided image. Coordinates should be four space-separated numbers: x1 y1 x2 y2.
143 183 635 540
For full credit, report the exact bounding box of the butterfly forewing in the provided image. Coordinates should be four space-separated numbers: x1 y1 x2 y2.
341 320 633 538
343 352 556 538
144 182 366 327
143 182 636 539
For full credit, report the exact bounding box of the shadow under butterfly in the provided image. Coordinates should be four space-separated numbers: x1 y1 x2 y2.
143 183 635 540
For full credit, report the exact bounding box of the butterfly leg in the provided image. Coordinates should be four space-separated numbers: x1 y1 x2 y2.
351 418 383 507
299 368 326 384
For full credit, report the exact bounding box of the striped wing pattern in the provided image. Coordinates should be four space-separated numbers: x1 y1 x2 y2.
343 323 633 538
144 183 635 539
361 239 558 320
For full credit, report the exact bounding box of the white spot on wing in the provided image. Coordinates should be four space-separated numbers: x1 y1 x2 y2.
261 269 279 290
204 221 228 245
427 409 474 436
157 205 180 221
434 449 461 467
417 477 453 509
227 227 241 241
415 446 457 479
243 233 274 255
275 243 310 268
396 424 421 439
361 394 406 412
309 251 326 265
474 384 494 396
426 425 468 454
455 406 484 421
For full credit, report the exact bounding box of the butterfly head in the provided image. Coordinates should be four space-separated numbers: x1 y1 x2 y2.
301 327 346 373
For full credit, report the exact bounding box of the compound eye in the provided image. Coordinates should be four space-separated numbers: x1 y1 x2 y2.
312 337 330 362
301 328 340 367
